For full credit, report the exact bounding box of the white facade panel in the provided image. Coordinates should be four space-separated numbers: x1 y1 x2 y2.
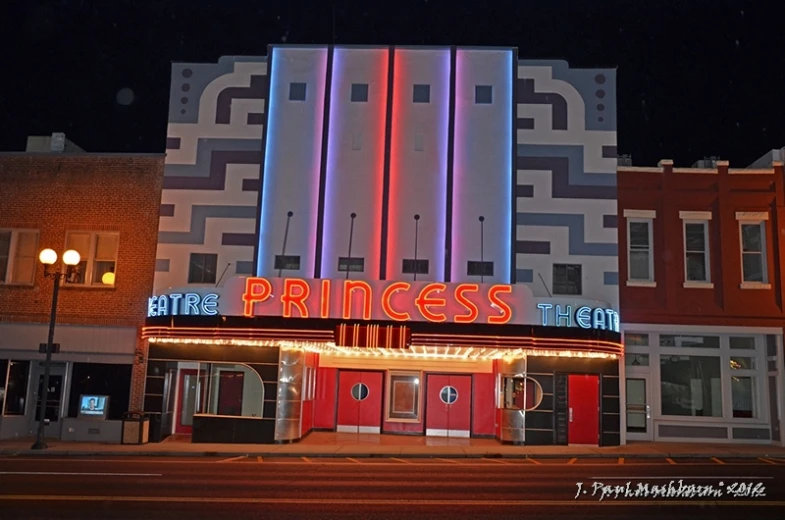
451 49 513 284
257 47 328 278
386 48 451 282
321 47 390 280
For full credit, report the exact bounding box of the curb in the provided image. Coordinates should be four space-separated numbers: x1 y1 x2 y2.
1 449 781 459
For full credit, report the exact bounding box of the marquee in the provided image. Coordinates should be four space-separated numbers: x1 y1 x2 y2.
147 276 619 332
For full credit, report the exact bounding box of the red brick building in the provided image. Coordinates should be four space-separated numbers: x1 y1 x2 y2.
617 158 785 445
0 151 163 442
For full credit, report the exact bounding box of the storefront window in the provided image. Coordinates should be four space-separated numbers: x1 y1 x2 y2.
625 354 649 367
625 333 649 346
3 360 29 416
387 372 420 421
730 336 756 350
730 357 756 370
731 376 755 418
660 355 722 417
659 335 720 348
67 363 131 420
199 363 263 418
502 377 543 411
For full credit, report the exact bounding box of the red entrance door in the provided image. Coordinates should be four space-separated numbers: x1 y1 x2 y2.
425 375 472 438
175 369 199 434
568 374 599 445
336 371 383 434
217 371 244 416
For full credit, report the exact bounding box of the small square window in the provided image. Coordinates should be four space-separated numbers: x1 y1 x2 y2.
467 260 493 277
402 259 429 275
188 253 218 284
413 84 430 103
288 82 307 101
274 255 301 271
552 264 582 295
350 83 369 102
338 257 364 273
475 85 493 104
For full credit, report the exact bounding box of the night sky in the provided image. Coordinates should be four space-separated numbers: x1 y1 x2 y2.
2 0 784 167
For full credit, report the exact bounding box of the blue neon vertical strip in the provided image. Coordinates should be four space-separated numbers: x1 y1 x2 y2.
307 50 329 278
256 48 281 275
450 50 463 281
437 50 451 283
320 49 344 278
504 49 513 284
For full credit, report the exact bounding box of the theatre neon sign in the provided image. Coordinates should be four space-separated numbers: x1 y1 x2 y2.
239 277 526 325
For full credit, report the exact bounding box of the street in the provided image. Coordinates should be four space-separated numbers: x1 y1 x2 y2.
0 455 783 519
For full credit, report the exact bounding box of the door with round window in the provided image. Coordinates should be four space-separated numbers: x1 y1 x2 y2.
336 371 383 434
425 375 471 438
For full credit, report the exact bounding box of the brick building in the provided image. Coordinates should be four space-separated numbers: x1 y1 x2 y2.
617 157 785 445
0 145 163 441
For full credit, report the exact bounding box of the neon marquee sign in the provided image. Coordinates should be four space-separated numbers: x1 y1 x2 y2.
239 277 526 325
148 292 219 318
536 303 620 333
147 277 619 333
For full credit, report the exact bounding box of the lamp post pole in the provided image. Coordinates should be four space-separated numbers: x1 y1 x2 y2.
31 273 61 450
31 248 80 451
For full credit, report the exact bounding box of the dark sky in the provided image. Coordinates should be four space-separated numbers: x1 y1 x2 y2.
2 0 784 167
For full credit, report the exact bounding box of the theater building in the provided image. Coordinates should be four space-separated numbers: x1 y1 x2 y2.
149 45 621 445
618 157 785 445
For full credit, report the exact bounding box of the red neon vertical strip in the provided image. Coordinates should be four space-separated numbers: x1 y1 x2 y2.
373 49 390 280
386 48 402 279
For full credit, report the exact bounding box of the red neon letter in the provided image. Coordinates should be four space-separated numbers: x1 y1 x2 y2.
381 282 411 321
342 280 373 320
454 284 480 323
414 283 447 322
487 285 513 324
242 277 272 317
281 278 310 318
320 279 331 319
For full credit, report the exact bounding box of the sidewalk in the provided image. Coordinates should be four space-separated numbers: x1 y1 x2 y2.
2 432 785 459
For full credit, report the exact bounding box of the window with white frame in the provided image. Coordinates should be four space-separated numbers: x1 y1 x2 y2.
0 229 39 285
737 214 768 284
64 232 119 286
683 220 710 282
654 333 763 421
627 217 654 282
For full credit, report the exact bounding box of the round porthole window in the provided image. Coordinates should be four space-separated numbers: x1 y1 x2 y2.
439 385 458 405
523 377 544 411
351 382 369 401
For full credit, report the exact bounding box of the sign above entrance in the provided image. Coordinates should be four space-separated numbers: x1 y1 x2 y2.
536 303 620 333
147 276 619 332
234 277 531 325
147 292 219 318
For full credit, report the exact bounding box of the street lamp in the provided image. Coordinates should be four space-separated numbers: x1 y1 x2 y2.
31 248 81 450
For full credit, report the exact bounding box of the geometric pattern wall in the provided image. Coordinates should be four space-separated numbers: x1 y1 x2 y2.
515 60 619 307
154 56 268 292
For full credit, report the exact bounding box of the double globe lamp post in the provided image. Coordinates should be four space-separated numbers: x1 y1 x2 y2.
31 247 81 450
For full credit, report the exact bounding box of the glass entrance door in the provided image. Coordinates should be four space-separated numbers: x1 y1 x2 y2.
30 362 67 439
175 369 199 434
625 377 652 441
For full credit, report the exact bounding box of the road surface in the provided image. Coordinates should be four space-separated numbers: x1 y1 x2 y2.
0 455 783 519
